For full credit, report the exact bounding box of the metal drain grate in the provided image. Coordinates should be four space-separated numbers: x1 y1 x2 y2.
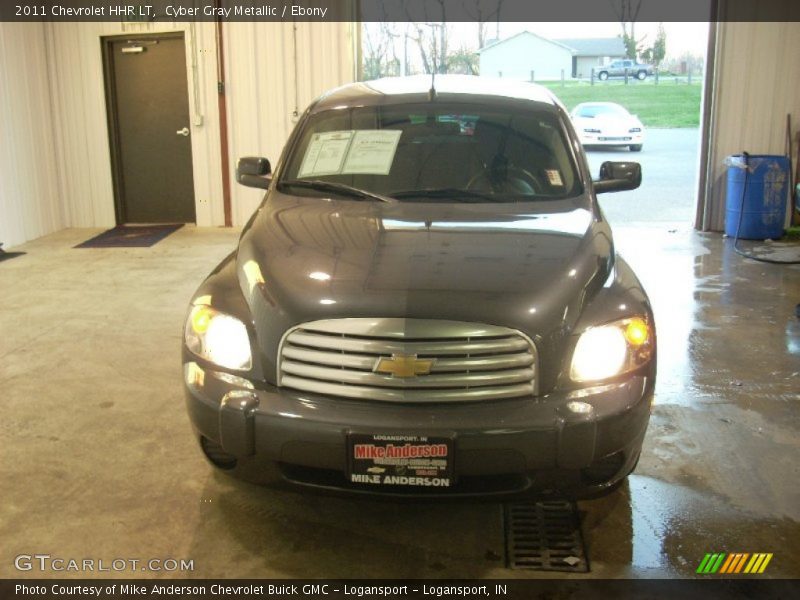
504 500 589 572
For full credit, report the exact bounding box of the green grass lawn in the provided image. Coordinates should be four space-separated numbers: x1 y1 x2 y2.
540 81 703 128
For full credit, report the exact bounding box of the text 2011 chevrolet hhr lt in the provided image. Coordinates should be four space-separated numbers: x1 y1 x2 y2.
183 75 655 497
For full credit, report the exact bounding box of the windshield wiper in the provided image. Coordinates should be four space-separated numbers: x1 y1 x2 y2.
279 179 396 203
390 187 501 202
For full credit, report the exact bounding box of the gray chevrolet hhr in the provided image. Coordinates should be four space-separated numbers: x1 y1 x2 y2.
183 75 655 498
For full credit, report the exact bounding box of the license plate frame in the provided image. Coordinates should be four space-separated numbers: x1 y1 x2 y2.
346 433 455 488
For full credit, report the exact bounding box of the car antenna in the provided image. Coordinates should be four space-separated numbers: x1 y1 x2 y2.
428 70 437 101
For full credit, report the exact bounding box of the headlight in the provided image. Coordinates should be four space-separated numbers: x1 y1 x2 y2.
184 305 252 370
570 317 652 383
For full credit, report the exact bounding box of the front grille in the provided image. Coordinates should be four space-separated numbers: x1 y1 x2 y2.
277 318 536 403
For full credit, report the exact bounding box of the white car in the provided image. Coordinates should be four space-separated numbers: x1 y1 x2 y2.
570 102 644 152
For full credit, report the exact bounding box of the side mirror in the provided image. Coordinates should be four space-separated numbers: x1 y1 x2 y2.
594 161 641 194
236 156 271 189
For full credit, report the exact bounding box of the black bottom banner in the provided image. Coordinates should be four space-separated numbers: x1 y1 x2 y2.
1 579 798 600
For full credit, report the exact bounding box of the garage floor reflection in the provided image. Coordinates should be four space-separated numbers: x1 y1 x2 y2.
0 224 797 578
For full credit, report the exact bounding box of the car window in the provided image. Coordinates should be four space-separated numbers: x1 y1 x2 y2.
575 104 629 118
281 103 581 201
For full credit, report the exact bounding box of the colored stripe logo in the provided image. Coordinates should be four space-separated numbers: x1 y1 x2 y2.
697 553 773 574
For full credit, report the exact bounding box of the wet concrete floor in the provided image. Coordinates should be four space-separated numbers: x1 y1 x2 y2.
0 224 798 578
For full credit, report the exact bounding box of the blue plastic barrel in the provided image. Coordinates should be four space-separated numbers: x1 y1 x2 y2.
725 154 790 240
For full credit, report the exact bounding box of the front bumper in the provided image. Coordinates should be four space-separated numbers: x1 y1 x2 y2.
184 362 653 498
578 133 644 147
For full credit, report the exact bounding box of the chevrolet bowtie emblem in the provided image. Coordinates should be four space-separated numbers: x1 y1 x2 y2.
374 354 434 378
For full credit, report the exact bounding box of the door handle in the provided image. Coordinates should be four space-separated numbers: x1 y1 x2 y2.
176 127 190 137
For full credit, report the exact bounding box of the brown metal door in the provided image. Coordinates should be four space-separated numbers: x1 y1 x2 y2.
105 35 196 223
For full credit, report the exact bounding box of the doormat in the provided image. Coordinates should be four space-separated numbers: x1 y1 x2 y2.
75 224 183 248
0 250 25 263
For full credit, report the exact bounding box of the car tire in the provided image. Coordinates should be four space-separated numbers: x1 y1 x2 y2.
598 71 609 81
629 144 643 152
636 70 647 80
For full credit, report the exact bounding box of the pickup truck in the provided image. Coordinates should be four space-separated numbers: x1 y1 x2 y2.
596 59 654 81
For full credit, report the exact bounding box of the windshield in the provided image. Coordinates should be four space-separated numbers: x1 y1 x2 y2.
280 102 581 202
575 104 629 118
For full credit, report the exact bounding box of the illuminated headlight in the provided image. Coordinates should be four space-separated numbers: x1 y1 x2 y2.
184 305 252 371
629 127 642 133
570 317 652 383
583 128 602 134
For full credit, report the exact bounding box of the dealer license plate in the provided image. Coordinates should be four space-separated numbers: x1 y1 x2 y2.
347 433 454 488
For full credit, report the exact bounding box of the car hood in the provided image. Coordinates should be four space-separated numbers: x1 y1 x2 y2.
573 115 639 130
235 192 614 375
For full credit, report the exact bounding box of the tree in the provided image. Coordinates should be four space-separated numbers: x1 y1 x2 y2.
408 22 450 74
651 23 667 67
638 23 666 67
663 51 704 75
462 0 505 50
447 47 480 75
361 1 505 79
405 0 503 75
362 22 402 80
622 33 639 60
609 0 644 59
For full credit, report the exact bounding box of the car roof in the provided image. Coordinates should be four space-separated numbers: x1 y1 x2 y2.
574 102 625 108
572 102 630 112
310 75 563 114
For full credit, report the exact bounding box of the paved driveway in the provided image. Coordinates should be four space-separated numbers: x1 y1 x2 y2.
585 128 701 227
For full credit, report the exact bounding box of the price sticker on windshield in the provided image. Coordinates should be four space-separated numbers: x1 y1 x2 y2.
298 131 354 177
545 169 564 186
298 129 402 177
341 130 402 175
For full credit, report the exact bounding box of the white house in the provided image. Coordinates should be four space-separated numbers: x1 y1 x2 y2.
478 31 573 81
479 33 626 81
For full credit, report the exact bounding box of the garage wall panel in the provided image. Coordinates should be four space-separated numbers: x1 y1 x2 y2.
224 21 357 225
44 21 224 229
2 16 355 243
702 19 800 231
0 23 63 248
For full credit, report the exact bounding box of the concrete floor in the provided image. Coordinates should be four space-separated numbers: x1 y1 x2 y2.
1 224 798 579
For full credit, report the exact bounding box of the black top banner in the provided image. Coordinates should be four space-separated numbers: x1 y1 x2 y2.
1 0 800 23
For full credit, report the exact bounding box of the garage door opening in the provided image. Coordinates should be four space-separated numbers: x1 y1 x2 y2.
359 21 710 230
